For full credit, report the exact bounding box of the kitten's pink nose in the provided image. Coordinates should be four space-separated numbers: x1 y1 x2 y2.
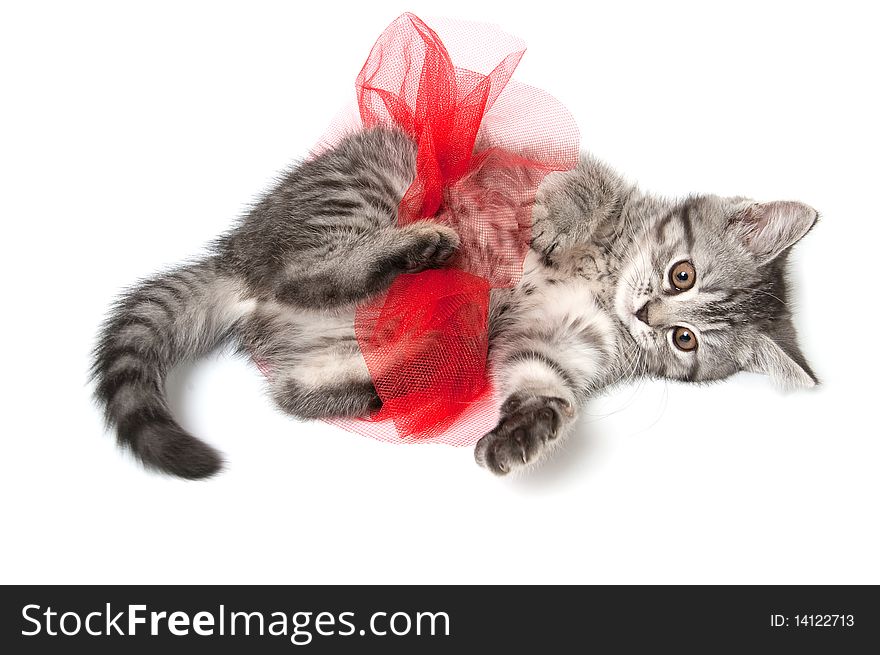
635 302 650 325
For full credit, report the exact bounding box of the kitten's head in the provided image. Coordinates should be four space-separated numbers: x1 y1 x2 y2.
614 195 818 387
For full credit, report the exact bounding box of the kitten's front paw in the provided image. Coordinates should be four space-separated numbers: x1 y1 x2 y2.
402 222 460 272
475 394 573 475
530 209 574 264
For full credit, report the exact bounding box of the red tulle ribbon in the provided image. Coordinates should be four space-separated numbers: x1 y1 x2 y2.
328 13 579 444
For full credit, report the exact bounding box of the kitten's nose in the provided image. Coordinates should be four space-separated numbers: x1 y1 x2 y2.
635 302 650 326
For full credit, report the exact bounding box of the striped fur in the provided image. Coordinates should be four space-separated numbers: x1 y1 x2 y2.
93 128 818 478
476 163 818 475
92 128 456 478
91 260 255 478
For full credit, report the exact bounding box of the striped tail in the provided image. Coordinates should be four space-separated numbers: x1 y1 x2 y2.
91 258 252 479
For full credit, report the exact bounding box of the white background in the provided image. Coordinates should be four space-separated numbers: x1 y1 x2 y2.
2 0 878 584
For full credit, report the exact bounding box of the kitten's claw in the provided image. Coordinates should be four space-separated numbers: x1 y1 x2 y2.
402 223 460 272
474 394 572 476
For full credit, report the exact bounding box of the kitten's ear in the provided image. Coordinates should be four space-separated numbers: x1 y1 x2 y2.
730 201 818 264
745 333 818 389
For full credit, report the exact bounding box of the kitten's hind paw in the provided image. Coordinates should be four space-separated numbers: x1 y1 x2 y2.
474 394 573 475
400 222 460 273
272 379 382 420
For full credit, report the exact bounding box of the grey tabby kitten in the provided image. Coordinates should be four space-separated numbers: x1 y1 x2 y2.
92 128 817 479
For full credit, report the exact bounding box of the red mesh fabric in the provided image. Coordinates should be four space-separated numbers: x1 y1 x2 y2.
355 269 491 440
355 15 524 226
323 14 578 445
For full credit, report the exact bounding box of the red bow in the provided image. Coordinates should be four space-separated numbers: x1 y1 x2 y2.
343 14 578 442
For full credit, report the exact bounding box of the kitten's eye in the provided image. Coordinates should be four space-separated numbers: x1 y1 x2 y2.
672 326 698 351
669 260 696 291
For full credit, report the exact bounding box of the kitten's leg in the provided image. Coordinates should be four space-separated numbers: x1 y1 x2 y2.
269 358 382 419
530 155 634 264
475 353 582 475
476 292 614 475
276 220 459 310
243 303 382 420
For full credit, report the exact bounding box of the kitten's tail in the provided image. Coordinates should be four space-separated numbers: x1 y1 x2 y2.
90 257 252 479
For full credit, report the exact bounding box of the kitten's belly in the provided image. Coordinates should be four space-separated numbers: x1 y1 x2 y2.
256 250 619 385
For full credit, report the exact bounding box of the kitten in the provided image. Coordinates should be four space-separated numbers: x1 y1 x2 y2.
92 128 817 478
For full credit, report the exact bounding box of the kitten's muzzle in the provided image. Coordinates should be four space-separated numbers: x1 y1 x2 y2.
635 301 651 326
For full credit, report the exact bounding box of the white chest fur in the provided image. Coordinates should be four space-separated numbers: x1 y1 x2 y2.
489 251 621 397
